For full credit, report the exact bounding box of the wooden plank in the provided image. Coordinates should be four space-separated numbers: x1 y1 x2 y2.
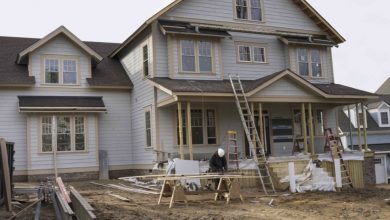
55 190 74 220
56 177 71 203
178 102 184 159
70 187 96 220
356 104 362 150
90 182 159 195
301 104 308 154
308 103 315 155
0 138 12 212
187 102 193 160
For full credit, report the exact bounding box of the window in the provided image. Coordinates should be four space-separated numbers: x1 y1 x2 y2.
44 57 78 85
380 111 389 126
235 0 263 21
145 110 152 147
237 44 267 63
180 39 213 73
41 116 86 152
45 59 59 84
297 48 322 77
176 108 217 145
143 45 149 77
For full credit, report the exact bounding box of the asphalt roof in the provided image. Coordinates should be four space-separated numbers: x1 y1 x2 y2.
338 108 390 132
0 36 132 88
149 70 376 97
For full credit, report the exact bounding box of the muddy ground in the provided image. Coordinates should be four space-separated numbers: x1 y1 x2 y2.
72 180 390 220
2 180 390 220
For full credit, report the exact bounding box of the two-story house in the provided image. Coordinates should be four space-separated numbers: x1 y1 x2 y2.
0 0 378 182
0 27 133 181
339 78 390 184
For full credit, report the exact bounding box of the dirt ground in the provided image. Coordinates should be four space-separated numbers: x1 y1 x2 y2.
2 180 390 220
70 180 390 220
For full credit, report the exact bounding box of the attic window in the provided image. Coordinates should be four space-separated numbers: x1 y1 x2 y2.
380 110 390 126
143 45 149 77
44 56 78 85
235 0 263 22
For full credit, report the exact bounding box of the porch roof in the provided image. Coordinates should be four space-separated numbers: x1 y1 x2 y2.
149 69 376 99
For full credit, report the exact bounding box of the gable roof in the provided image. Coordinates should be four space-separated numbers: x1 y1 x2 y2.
110 0 345 57
0 36 132 88
16 26 103 64
376 77 390 95
149 69 376 99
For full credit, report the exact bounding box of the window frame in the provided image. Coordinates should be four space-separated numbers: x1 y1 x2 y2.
144 107 153 148
179 38 215 74
142 44 150 78
296 47 323 78
42 55 80 86
234 0 264 22
379 109 390 127
236 43 267 64
175 106 218 147
39 115 88 153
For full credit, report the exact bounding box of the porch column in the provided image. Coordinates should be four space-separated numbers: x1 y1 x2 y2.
356 103 362 151
301 103 308 155
347 105 354 150
178 102 184 159
308 103 315 155
258 103 264 148
186 102 193 160
361 103 369 151
250 103 256 144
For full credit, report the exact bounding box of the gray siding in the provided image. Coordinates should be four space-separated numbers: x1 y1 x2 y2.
120 35 155 165
165 0 323 32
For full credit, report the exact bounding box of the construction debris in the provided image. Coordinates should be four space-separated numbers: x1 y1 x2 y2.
90 182 159 195
0 138 12 212
70 187 96 220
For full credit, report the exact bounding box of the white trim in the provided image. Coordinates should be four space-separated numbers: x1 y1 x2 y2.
178 38 215 74
42 55 80 86
379 109 390 127
17 26 102 64
236 42 268 64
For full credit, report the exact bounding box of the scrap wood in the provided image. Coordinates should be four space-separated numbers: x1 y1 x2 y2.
90 182 159 195
118 182 159 192
7 199 42 220
70 187 96 220
56 177 71 203
107 193 131 202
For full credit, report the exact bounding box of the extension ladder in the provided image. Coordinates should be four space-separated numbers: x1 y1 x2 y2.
229 74 276 195
324 128 353 188
227 130 239 170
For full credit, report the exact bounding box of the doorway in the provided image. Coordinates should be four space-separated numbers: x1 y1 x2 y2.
245 111 271 157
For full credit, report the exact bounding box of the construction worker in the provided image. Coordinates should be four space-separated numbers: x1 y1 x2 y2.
209 148 227 192
209 148 227 173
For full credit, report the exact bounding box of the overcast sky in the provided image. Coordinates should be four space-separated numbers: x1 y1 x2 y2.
0 0 388 92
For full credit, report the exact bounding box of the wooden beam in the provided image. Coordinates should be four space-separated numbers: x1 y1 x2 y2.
361 103 368 151
301 103 308 155
308 103 315 155
186 102 193 160
0 138 12 212
356 103 362 151
347 105 354 150
178 102 184 159
250 103 256 144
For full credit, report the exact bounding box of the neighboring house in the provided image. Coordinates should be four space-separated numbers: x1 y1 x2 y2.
0 27 133 181
376 77 390 95
339 94 390 184
0 0 378 182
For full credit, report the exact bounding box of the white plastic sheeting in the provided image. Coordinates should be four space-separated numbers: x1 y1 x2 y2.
281 160 336 192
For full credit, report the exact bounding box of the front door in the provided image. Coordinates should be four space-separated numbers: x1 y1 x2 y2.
375 155 387 184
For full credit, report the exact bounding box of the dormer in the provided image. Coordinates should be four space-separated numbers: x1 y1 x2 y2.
343 104 368 129
0 26 132 89
368 101 390 128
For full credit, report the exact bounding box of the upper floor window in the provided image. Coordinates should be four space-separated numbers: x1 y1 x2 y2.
298 48 322 78
380 110 390 126
237 44 266 63
180 39 213 73
44 57 78 85
235 0 263 21
145 109 152 148
143 45 149 77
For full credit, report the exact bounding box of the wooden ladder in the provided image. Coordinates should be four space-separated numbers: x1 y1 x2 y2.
229 74 276 195
227 130 239 170
324 128 353 188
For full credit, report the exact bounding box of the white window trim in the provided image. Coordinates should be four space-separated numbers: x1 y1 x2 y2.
296 47 323 78
42 55 80 86
39 115 88 154
379 109 390 127
142 44 150 78
178 38 215 74
236 43 268 64
174 106 219 147
233 0 265 23
144 106 153 148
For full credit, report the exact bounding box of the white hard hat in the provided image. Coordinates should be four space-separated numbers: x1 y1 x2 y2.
218 148 225 157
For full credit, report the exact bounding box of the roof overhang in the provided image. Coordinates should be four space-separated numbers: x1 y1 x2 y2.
110 0 345 57
18 96 107 113
279 36 336 47
16 26 103 64
159 20 231 38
